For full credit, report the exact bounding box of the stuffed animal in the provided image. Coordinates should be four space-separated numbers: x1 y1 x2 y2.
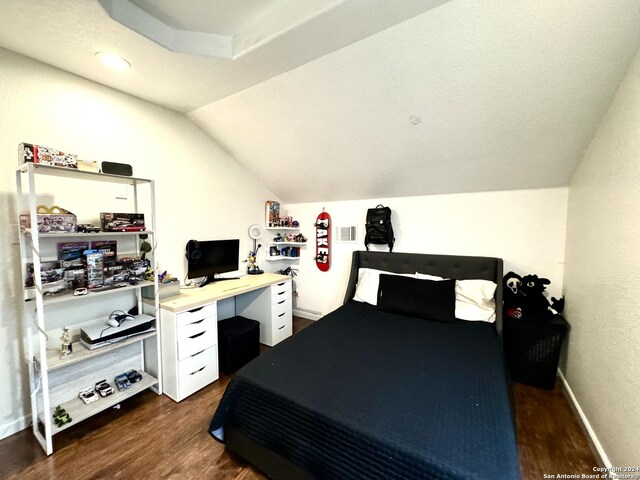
503 272 565 320
503 271 524 319
519 274 554 318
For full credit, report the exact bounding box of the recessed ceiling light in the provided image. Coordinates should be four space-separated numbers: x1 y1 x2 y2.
95 52 131 70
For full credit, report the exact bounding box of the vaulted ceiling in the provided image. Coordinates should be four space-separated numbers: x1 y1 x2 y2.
1 0 639 202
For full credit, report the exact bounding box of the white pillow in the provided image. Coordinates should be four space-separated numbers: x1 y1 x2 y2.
455 279 497 323
415 272 444 281
353 268 414 306
416 272 497 323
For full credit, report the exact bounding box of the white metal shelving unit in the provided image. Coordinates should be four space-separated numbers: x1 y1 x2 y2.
15 163 162 455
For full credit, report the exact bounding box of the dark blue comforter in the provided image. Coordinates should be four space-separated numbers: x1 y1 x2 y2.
210 301 520 480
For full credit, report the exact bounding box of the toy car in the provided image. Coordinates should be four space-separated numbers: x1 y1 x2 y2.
95 380 114 397
78 387 99 405
112 224 146 232
114 373 131 391
53 406 72 427
125 369 142 383
77 224 101 233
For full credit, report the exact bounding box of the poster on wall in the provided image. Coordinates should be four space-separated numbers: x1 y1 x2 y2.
265 200 280 227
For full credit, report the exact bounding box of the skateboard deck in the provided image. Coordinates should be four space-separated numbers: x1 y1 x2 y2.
314 210 331 272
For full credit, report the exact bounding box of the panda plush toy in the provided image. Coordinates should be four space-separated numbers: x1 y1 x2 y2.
503 272 564 320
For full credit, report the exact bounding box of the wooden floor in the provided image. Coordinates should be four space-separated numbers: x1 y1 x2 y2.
1 317 598 480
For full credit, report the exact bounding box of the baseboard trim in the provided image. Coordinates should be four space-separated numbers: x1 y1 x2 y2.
292 309 322 321
0 414 30 441
558 369 613 470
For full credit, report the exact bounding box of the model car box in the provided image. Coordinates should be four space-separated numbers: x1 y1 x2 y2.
19 205 77 234
24 261 65 288
19 143 78 169
100 213 145 232
57 241 88 268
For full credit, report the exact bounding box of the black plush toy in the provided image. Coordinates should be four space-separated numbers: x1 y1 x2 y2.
503 272 564 320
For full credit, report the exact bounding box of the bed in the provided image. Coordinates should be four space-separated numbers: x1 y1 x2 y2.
210 251 521 480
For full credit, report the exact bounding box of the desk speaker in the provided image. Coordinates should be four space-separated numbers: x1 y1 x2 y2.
101 161 132 176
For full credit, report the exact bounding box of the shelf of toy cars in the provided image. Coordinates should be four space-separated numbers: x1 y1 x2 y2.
23 230 154 239
265 256 300 262
25 280 155 306
265 227 299 231
18 163 152 186
38 330 158 372
42 371 158 435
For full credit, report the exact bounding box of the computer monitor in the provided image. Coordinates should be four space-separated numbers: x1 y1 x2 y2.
186 239 240 287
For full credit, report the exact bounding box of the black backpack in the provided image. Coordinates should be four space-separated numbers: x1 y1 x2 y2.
364 205 395 252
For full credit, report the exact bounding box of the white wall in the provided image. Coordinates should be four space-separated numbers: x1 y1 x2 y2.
284 188 568 317
0 48 278 439
563 45 640 465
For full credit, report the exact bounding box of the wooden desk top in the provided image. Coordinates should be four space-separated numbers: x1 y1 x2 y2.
158 273 290 313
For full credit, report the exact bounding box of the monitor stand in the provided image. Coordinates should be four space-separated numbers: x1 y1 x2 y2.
199 275 240 288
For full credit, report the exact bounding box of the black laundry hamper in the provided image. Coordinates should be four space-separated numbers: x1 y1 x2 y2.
503 314 569 389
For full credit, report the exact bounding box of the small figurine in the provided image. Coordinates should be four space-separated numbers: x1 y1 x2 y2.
60 327 72 358
246 245 264 275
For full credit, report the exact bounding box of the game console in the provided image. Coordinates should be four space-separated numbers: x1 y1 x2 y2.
80 314 155 350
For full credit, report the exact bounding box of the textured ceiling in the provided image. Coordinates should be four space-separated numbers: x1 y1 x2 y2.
0 0 448 111
0 1 639 203
189 0 640 202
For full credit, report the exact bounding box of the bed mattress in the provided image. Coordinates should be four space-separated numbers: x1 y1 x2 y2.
210 301 520 480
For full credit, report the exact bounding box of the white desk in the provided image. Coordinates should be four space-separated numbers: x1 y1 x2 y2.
157 273 292 402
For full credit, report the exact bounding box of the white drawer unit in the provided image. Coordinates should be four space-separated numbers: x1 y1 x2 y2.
177 346 218 399
236 279 293 346
160 301 219 402
154 273 292 402
176 316 217 359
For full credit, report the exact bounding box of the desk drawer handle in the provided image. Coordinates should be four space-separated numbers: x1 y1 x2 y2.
190 366 206 375
189 331 205 339
276 291 285 296
191 350 205 357
189 319 204 326
278 312 285 318
277 282 286 286
278 325 285 330
188 306 204 313
277 300 285 305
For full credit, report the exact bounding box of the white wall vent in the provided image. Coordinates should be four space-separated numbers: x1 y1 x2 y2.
335 225 358 243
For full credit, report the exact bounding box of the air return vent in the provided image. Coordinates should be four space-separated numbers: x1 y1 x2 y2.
335 225 357 243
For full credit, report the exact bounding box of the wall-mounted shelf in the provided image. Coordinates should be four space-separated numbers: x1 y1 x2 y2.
264 225 305 265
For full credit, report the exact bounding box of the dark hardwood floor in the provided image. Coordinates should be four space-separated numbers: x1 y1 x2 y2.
1 317 598 480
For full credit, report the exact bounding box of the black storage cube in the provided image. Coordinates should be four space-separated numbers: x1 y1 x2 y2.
504 314 569 389
218 316 260 373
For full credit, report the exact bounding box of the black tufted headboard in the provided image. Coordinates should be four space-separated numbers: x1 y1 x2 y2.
343 251 504 335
